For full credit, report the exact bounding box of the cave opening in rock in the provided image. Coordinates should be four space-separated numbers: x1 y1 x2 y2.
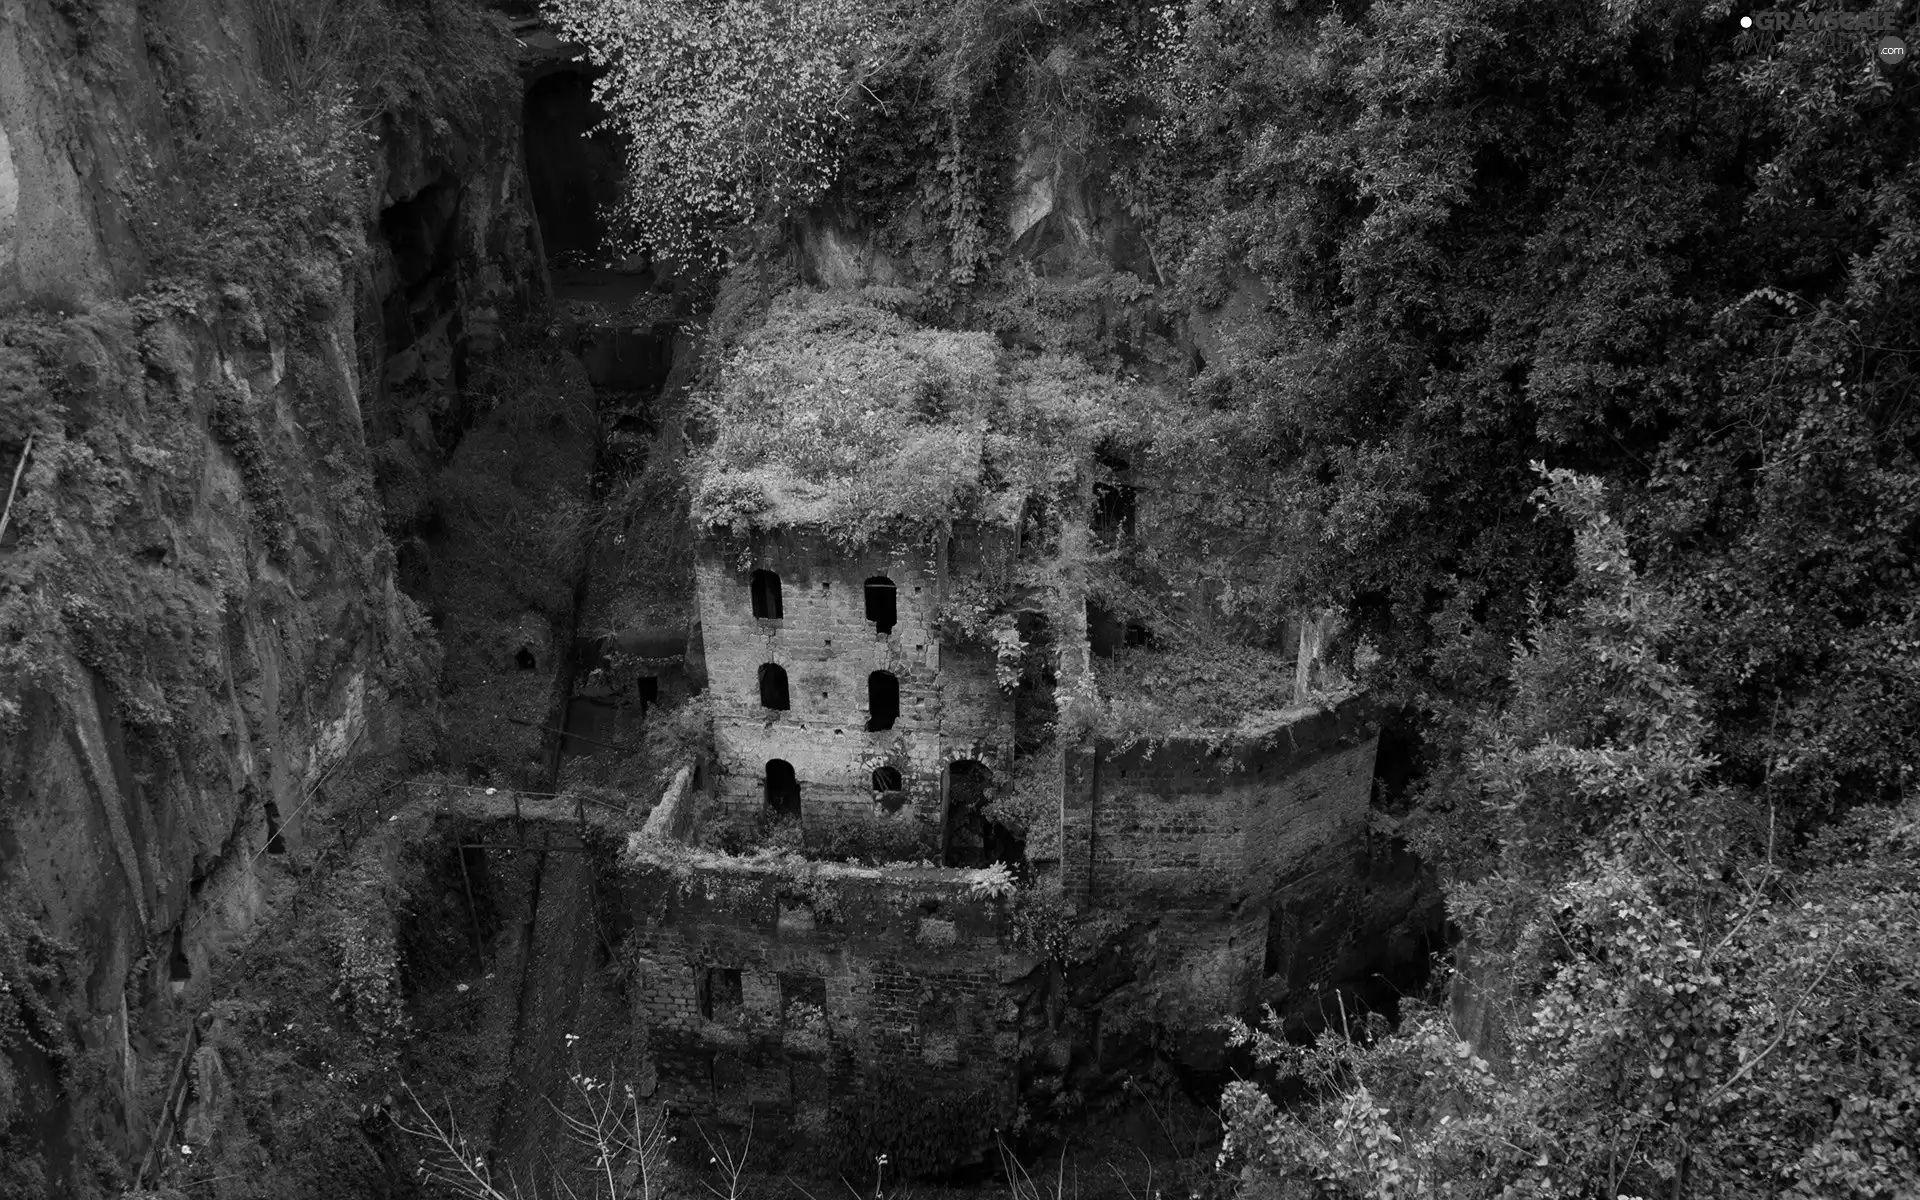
522 69 624 268
167 926 192 983
1263 907 1290 979
263 799 287 854
751 569 783 619
866 670 899 732
758 663 790 711
863 575 896 634
764 759 801 817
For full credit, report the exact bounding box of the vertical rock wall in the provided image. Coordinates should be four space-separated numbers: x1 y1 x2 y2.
0 2 551 1194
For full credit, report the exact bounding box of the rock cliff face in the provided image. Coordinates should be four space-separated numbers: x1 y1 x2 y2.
0 1 547 1193
1 3 1445 1193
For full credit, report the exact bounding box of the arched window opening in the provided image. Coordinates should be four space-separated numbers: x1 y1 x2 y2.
872 766 903 793
866 671 899 732
514 646 537 670
758 663 790 711
750 570 783 619
764 759 801 817
864 576 897 635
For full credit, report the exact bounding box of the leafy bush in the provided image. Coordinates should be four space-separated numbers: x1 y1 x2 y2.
691 289 1000 542
964 861 1017 901
693 288 1159 551
543 0 885 268
1217 472 1920 1200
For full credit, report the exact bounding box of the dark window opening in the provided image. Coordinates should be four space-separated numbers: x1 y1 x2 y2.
943 760 1023 869
514 646 537 670
638 676 660 703
263 799 287 854
1124 621 1152 648
1093 450 1136 537
168 927 192 983
765 759 801 817
866 671 899 732
1087 601 1125 658
864 576 897 635
697 966 743 1020
758 663 790 710
751 569 783 619
778 972 827 1018
875 764 907 814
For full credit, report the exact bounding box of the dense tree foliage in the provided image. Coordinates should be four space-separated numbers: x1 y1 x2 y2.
565 0 1918 1193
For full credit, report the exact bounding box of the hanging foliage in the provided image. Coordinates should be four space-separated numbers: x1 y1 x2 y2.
543 0 887 268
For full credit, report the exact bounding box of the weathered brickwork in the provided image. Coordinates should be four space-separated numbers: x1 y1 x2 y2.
693 525 1016 849
1059 695 1379 1019
619 843 1029 1146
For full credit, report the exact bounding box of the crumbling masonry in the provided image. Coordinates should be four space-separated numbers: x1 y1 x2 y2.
618 491 1388 1165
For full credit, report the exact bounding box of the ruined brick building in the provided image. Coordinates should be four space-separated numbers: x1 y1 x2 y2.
692 520 1020 861
618 414 1407 1164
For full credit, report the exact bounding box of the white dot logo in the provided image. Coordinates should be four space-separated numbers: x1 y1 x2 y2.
1741 15 1753 27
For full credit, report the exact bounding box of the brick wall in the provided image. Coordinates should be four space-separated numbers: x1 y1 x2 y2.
1057 695 1379 1017
619 843 1027 1146
692 525 1016 850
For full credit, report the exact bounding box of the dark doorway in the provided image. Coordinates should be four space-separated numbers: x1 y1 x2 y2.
751 570 783 619
866 671 899 732
514 647 537 670
942 760 1022 868
864 576 897 635
765 759 801 817
758 663 790 711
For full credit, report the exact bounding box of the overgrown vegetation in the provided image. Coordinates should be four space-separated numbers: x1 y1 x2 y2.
544 0 883 270
0 899 81 1198
569 0 1920 1191
136 0 511 323
692 287 1153 551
